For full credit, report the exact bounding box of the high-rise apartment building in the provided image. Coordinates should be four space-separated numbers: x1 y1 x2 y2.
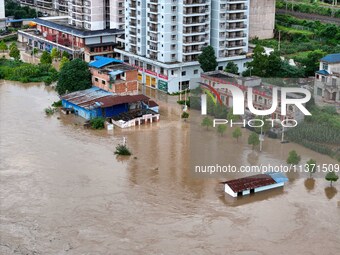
0 0 5 30
116 0 251 93
19 0 68 15
18 0 125 30
68 0 124 30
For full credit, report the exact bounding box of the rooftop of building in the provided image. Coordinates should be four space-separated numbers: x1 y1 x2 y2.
221 173 287 193
89 56 123 69
61 87 152 110
34 18 124 38
320 53 340 64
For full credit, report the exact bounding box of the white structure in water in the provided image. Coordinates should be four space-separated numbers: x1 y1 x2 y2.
222 172 288 197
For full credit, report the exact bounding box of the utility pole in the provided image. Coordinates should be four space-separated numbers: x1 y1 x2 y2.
278 30 281 52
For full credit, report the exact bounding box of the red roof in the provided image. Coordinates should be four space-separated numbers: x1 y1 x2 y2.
222 174 276 193
147 100 159 107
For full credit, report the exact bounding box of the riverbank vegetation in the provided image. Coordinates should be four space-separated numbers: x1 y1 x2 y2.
250 14 340 76
286 106 340 161
276 0 340 18
0 58 58 84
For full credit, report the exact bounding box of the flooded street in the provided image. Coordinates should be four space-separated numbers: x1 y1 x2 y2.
0 81 339 255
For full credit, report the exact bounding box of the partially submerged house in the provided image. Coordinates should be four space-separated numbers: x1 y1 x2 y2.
89 56 138 95
61 87 159 125
222 172 288 197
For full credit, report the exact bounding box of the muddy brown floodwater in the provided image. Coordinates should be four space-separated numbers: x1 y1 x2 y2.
0 81 339 255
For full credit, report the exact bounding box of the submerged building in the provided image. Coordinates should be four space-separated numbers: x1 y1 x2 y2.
222 173 288 197
61 87 159 126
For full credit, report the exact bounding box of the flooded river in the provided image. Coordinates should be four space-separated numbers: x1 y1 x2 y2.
0 81 339 255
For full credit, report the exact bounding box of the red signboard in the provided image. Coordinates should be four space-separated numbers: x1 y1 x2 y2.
158 74 168 80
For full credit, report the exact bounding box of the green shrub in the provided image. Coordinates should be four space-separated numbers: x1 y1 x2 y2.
52 100 62 108
45 107 55 115
114 144 132 156
89 117 105 130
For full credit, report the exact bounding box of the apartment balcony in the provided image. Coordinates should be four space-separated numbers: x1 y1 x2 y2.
183 27 206 35
149 45 159 52
226 33 247 40
149 26 159 33
183 36 207 45
226 4 247 12
183 7 208 16
226 14 247 21
226 24 247 31
149 52 158 60
183 46 204 55
226 42 246 49
129 3 137 9
149 7 158 13
72 7 84 14
184 0 207 6
129 39 137 45
72 0 85 7
148 35 158 42
129 21 137 27
183 17 207 26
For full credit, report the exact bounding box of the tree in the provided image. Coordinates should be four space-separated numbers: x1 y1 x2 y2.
227 108 238 121
254 116 271 134
9 42 17 52
325 171 339 187
306 159 317 178
201 116 213 130
62 51 70 58
0 41 8 52
40 51 52 65
224 62 238 74
198 45 217 72
181 111 189 121
217 124 227 136
248 132 260 150
301 50 327 77
232 127 242 142
59 56 70 70
50 48 59 61
9 45 20 61
287 150 301 165
56 59 92 95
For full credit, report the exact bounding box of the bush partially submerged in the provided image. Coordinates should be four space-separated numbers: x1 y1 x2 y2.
45 107 55 116
114 144 132 156
90 117 105 130
52 100 62 108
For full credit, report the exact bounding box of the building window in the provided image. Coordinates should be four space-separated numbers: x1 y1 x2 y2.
95 78 98 82
194 70 198 74
182 71 186 76
218 66 223 70
317 88 322 96
322 62 328 71
102 80 106 85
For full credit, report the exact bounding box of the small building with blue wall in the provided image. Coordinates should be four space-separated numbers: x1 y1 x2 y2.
61 87 155 120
